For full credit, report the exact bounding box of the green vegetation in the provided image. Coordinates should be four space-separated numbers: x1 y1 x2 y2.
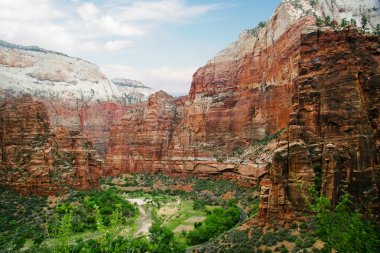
3 172 379 253
193 221 319 253
350 18 357 27
29 208 185 253
310 0 318 6
0 187 47 252
52 188 137 233
315 16 323 27
309 191 380 253
186 205 241 245
324 16 331 26
161 200 205 231
361 15 368 29
341 18 348 27
247 21 267 36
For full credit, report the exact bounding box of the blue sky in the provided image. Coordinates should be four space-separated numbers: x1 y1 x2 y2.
0 0 281 95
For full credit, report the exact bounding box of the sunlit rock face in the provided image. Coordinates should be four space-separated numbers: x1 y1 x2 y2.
105 0 380 220
0 94 103 194
0 39 155 158
0 39 155 193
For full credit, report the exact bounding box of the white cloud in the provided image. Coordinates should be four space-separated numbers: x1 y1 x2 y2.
0 0 216 94
0 0 63 21
76 2 99 21
98 16 144 36
79 40 133 52
101 64 198 95
76 3 144 37
0 0 74 51
0 0 217 53
105 40 133 51
113 0 219 23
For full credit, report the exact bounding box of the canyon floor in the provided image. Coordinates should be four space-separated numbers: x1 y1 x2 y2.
0 174 332 253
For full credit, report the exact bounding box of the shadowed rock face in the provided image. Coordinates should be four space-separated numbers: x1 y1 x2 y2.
0 94 103 194
259 29 380 221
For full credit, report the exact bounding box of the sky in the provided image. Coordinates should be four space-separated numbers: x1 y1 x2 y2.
0 0 281 95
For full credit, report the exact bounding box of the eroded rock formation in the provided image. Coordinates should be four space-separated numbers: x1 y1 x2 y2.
0 94 103 194
0 0 379 222
259 28 380 221
106 28 379 219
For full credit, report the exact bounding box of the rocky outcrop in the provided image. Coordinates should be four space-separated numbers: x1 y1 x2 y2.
0 39 154 158
106 91 177 175
259 28 380 221
0 94 103 194
105 15 316 177
105 1 380 220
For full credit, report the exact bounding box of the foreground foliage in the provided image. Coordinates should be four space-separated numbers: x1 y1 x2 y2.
309 192 380 253
28 209 185 253
0 187 47 252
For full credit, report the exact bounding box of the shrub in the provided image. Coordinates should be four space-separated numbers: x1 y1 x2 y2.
186 206 241 245
310 0 318 6
361 15 368 29
341 18 348 27
309 193 380 252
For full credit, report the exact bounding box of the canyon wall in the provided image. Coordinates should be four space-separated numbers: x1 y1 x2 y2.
106 27 379 218
105 15 316 178
259 28 380 221
0 0 378 221
0 94 103 194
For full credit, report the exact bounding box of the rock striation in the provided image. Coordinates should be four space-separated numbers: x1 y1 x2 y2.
105 0 380 219
0 94 103 194
259 28 380 221
0 0 379 221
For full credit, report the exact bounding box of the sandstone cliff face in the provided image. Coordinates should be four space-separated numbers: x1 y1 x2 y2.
104 14 317 177
0 94 103 194
105 1 380 220
0 39 154 159
259 28 380 221
106 91 177 175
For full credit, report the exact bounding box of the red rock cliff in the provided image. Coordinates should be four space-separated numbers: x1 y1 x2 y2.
105 27 379 219
259 28 380 221
0 94 103 194
105 17 315 178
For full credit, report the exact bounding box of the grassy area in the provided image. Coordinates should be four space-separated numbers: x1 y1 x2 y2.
161 199 205 231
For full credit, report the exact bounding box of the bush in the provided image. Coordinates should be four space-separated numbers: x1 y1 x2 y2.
309 193 380 252
186 206 241 245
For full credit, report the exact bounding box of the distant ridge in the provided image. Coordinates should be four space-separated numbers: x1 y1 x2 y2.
0 39 68 57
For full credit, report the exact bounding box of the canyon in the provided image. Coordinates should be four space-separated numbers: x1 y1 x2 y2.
0 0 379 223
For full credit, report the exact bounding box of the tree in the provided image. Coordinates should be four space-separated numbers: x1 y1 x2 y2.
350 18 357 27
54 209 73 253
324 16 331 26
310 0 318 7
309 190 380 253
315 16 323 27
149 224 186 253
361 15 368 29
341 18 348 27
376 24 380 35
